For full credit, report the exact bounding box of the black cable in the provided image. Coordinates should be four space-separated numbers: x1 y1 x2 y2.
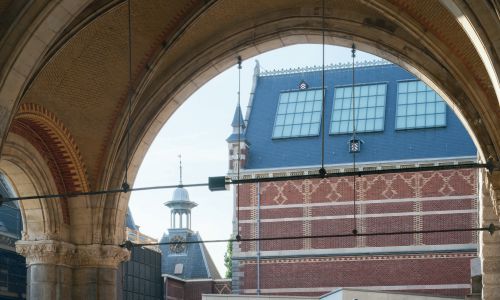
0 162 492 203
122 0 133 192
319 0 326 177
351 44 357 234
126 224 498 248
236 56 242 242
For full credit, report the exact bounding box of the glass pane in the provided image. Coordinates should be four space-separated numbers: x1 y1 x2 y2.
417 81 426 92
339 121 348 133
358 108 367 119
341 110 350 121
416 104 426 114
297 91 306 101
300 124 310 135
278 104 287 114
407 116 416 127
359 97 368 108
284 114 294 125
303 112 312 123
342 99 351 109
293 113 303 124
283 125 292 136
375 118 384 130
313 101 322 111
369 85 377 95
344 87 352 98
332 110 341 121
334 99 342 109
426 91 435 101
378 84 386 94
436 113 446 126
276 115 285 125
408 81 417 92
407 104 416 115
436 102 446 113
408 93 416 104
426 115 435 126
272 125 282 137
287 103 296 113
398 93 407 104
354 86 361 96
426 103 435 114
417 92 427 103
376 107 384 118
360 86 369 96
335 88 344 98
315 89 323 99
289 92 298 102
331 121 340 133
397 104 406 117
291 125 301 136
279 93 289 103
296 102 305 112
366 118 375 131
311 112 321 122
310 123 320 134
396 116 405 129
416 115 425 127
399 82 408 93
367 107 375 118
376 95 385 106
304 102 314 112
357 119 366 131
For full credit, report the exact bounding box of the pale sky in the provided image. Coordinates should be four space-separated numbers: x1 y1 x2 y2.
128 44 380 275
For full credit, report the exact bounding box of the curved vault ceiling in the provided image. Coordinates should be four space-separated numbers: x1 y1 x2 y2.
0 0 497 189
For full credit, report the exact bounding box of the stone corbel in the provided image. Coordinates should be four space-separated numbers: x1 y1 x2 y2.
15 240 76 267
75 244 130 269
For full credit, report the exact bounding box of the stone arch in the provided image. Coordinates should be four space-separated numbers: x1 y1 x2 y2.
1 103 91 242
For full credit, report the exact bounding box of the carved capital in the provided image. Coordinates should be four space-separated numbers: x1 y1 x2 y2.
15 240 76 267
75 244 130 268
485 170 500 217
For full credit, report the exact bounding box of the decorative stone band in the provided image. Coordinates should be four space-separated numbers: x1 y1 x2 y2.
485 169 500 216
76 244 130 268
15 240 130 268
16 240 76 267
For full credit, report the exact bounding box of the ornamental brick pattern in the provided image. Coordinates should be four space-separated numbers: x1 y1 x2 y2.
234 169 478 297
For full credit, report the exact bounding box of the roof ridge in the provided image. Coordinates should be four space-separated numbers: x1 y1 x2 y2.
259 59 392 77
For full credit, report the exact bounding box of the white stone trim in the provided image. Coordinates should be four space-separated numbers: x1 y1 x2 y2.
242 284 471 294
239 209 477 224
238 195 476 210
234 243 477 259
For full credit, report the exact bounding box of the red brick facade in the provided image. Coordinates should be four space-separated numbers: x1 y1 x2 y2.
233 168 478 297
165 277 231 300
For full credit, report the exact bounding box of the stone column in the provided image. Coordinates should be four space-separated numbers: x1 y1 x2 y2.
72 244 130 300
16 241 130 300
480 170 500 299
16 240 75 300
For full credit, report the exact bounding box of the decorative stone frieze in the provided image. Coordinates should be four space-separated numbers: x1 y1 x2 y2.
16 240 76 267
76 244 130 268
15 240 130 268
485 169 500 217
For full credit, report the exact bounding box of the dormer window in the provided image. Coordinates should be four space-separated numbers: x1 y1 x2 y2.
272 89 323 139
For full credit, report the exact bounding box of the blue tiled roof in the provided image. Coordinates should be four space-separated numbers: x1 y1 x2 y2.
160 231 220 279
0 173 22 238
231 104 245 128
243 63 476 169
125 208 139 231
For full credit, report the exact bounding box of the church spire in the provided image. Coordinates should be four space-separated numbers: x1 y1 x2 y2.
178 154 183 186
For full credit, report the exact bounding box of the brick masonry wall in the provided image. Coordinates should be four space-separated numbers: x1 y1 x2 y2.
233 169 478 297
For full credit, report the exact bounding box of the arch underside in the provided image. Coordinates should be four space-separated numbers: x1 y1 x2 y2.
0 0 496 250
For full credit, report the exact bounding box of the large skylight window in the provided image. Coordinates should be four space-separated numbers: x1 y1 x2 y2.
396 81 446 129
272 89 323 138
330 83 386 134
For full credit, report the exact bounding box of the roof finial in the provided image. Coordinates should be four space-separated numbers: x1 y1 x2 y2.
178 154 183 186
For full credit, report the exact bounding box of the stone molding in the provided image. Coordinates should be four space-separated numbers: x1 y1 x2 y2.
15 240 130 268
16 240 76 267
485 170 500 217
76 244 130 268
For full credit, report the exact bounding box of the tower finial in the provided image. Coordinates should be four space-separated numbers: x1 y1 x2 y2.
178 154 183 186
